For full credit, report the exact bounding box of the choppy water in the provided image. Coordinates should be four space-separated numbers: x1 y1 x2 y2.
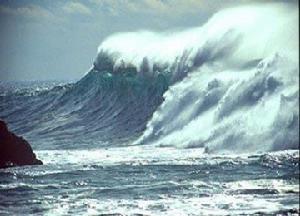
0 3 299 215
0 147 299 215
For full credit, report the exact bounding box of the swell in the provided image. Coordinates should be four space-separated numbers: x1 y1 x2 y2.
0 68 169 149
0 3 298 153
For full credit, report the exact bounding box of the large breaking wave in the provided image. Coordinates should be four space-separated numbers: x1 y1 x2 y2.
0 3 298 153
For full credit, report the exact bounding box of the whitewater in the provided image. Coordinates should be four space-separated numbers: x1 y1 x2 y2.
0 3 299 215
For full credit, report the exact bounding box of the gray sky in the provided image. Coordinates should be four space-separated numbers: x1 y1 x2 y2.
0 0 297 81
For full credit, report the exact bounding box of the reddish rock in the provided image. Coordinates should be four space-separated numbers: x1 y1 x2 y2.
0 120 42 169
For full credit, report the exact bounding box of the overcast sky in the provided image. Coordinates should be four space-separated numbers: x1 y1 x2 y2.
0 0 297 81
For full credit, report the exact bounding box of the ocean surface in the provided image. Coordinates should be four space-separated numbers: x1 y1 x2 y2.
0 4 299 216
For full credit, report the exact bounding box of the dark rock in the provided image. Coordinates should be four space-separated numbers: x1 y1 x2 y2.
0 120 43 169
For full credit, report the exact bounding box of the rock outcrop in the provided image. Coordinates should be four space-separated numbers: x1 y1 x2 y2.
0 120 42 169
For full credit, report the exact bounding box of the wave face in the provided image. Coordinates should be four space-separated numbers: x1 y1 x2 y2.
0 70 168 149
0 4 298 153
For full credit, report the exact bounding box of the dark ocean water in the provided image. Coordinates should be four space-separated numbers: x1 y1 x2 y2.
0 4 299 214
0 146 299 215
0 78 299 215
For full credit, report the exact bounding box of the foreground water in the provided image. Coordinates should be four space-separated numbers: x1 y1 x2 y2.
0 147 299 215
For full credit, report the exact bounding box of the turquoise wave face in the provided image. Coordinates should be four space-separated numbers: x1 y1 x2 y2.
1 3 298 153
0 65 171 150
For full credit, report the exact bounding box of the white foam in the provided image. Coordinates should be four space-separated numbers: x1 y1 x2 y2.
96 3 298 75
137 53 299 153
94 3 299 153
